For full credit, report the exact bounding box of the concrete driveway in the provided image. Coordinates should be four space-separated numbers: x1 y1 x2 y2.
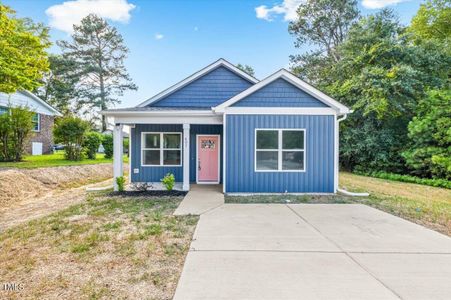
174 204 451 300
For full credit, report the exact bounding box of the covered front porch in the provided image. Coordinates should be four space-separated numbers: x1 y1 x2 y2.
109 109 224 192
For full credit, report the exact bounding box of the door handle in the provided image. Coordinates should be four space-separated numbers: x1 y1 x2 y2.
198 160 201 171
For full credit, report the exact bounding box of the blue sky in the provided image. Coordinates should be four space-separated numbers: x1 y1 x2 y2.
6 0 423 108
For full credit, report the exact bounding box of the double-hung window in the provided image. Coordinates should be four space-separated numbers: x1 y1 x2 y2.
142 132 182 166
255 129 305 171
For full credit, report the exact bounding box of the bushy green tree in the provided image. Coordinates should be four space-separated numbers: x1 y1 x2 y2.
409 0 450 44
0 5 50 93
54 116 89 161
402 90 451 179
236 64 255 77
35 54 80 115
289 0 359 84
83 131 102 159
102 134 113 159
0 106 35 161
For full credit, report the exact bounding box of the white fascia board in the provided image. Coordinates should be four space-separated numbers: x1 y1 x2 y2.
214 69 350 115
113 114 223 125
102 109 222 124
101 109 215 116
223 107 337 115
136 58 259 107
20 90 62 116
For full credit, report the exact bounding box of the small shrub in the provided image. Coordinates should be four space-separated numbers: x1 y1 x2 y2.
0 105 35 162
116 176 125 192
102 134 113 159
83 131 102 159
161 173 175 191
54 116 89 161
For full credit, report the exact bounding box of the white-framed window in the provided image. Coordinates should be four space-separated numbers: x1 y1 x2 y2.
255 129 305 172
32 113 40 132
141 132 182 166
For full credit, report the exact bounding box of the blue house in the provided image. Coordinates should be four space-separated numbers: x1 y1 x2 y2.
103 59 350 194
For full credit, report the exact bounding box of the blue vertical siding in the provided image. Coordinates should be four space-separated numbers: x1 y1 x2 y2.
151 66 254 108
189 125 223 183
225 114 335 193
231 78 327 107
131 124 183 182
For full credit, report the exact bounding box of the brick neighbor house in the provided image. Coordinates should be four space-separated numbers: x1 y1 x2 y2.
0 91 62 155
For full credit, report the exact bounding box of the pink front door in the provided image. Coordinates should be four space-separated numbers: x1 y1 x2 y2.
197 135 220 183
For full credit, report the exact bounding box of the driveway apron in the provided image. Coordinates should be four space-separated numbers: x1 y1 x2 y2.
174 203 451 300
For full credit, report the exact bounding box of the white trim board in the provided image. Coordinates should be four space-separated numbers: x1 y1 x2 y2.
196 134 221 184
136 59 259 107
213 69 350 115
223 107 337 115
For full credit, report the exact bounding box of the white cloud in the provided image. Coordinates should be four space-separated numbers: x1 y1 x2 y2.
362 0 410 9
255 0 304 22
154 33 164 40
46 0 135 33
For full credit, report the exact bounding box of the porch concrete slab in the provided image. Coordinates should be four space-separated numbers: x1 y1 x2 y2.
288 204 451 253
191 204 338 251
350 253 451 300
174 184 224 215
174 251 398 300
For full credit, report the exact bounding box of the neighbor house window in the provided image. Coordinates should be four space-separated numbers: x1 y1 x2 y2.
32 113 40 132
142 132 182 166
255 129 305 171
0 106 8 115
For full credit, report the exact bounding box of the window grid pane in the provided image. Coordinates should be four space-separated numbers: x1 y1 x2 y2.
256 150 279 170
282 130 304 150
256 130 278 149
143 150 160 165
163 134 181 149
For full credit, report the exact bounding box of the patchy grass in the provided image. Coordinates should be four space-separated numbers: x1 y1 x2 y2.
226 172 451 236
0 152 128 169
0 192 198 300
225 194 352 204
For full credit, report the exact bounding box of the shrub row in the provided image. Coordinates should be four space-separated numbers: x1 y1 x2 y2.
355 171 451 189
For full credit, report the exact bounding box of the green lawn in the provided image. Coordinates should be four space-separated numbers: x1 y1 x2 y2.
0 152 128 169
0 192 198 300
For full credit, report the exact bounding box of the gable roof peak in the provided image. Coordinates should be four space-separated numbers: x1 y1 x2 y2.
136 58 259 107
213 68 350 115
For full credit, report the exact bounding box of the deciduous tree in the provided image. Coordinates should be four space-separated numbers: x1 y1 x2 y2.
0 5 50 93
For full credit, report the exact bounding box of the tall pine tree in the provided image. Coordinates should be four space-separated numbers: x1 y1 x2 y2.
58 14 137 130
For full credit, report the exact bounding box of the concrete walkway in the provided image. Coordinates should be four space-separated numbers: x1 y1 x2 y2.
174 204 451 300
174 184 224 215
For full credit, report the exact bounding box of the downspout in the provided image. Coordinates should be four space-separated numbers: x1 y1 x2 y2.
336 113 370 197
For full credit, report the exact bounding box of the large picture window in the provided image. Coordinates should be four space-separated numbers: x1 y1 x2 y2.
142 132 182 166
255 129 305 171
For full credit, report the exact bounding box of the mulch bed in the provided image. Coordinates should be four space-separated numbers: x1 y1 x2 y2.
110 190 188 197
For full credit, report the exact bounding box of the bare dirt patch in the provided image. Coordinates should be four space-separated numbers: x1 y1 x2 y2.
0 194 198 300
0 164 118 211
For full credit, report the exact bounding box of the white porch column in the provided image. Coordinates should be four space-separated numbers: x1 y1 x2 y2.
113 124 124 191
182 123 190 191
